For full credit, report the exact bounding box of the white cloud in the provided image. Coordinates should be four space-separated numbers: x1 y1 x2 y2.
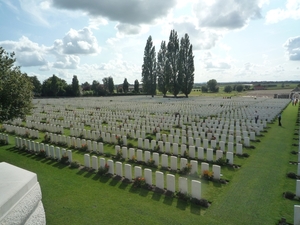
53 55 80 69
115 23 149 36
51 0 177 25
170 17 222 50
193 0 264 29
0 36 48 67
265 0 300 24
88 16 108 30
61 27 100 54
200 51 232 70
283 36 300 61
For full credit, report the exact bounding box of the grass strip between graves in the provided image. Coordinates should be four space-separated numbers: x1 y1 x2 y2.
0 102 299 224
205 102 299 225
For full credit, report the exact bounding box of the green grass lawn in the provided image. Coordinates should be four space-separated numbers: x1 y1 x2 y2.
0 103 299 224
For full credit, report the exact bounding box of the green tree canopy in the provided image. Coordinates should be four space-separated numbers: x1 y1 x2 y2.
180 33 194 97
141 35 156 97
28 76 42 97
167 30 181 97
72 75 80 97
134 79 140 93
41 75 68 97
224 85 233 93
207 79 218 92
123 78 129 93
0 47 33 122
236 85 244 92
157 41 169 97
108 76 114 94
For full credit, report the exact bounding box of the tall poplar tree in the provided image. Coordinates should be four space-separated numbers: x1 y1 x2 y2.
71 75 80 96
157 41 169 97
180 34 194 98
167 30 181 97
141 36 156 97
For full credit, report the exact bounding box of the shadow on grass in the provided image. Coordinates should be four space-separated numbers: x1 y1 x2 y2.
118 181 129 190
52 161 68 169
190 203 201 215
99 175 110 184
139 188 150 197
176 199 188 210
163 195 174 206
151 191 162 201
109 176 121 187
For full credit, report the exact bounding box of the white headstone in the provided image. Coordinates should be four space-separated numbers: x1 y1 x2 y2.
191 180 201 200
201 162 209 175
125 164 132 180
197 147 204 160
144 168 152 185
294 205 300 225
167 174 175 192
179 177 188 194
171 156 178 171
92 156 98 170
213 165 221 180
116 162 123 177
156 171 164 189
207 148 214 161
107 160 114 174
161 154 168 168
134 166 142 178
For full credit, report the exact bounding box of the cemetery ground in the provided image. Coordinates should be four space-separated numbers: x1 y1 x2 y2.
0 95 299 224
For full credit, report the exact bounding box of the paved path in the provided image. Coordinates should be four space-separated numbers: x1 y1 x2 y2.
204 103 298 224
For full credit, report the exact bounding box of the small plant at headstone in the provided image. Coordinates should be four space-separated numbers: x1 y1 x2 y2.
70 161 81 168
97 137 103 143
147 158 156 167
180 163 192 175
242 153 250 158
23 131 30 139
60 154 69 164
203 170 214 180
98 163 109 175
215 158 227 166
133 176 146 188
176 191 191 201
116 135 123 146
191 198 210 208
38 149 46 157
146 135 153 141
152 128 158 135
183 151 189 158
43 134 51 143
0 139 8 146
283 191 295 200
114 150 123 160
21 144 27 151
127 142 134 148
286 172 298 179
81 144 88 152
154 145 160 152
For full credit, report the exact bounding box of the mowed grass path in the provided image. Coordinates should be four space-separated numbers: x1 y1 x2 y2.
0 102 298 224
205 103 299 224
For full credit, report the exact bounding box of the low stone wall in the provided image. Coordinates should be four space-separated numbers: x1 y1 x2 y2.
0 162 46 225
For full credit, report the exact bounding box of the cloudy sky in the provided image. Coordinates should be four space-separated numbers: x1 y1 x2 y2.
0 0 299 85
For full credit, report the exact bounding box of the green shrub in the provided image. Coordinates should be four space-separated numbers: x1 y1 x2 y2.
70 161 80 168
146 135 153 141
127 143 134 148
215 157 227 166
287 172 297 179
284 191 295 200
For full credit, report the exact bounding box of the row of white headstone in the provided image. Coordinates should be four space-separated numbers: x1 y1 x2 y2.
85 155 202 199
3 125 39 139
0 133 9 144
45 131 237 164
14 137 73 163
